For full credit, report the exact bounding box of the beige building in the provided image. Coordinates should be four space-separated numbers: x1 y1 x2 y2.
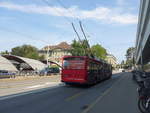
39 42 71 65
106 54 117 68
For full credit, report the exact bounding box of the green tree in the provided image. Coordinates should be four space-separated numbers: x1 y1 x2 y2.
0 50 9 55
39 55 45 60
126 47 135 56
11 45 44 60
120 60 126 68
91 44 107 59
70 39 89 56
126 59 134 67
125 47 135 69
70 40 107 59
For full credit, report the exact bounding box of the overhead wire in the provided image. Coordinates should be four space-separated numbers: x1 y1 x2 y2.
0 1 76 66
55 0 96 50
56 0 81 21
41 0 72 24
47 0 83 38
54 0 94 57
57 0 107 52
0 27 49 45
0 0 52 45
41 0 89 55
79 21 94 57
80 22 112 54
0 0 73 47
71 23 86 55
41 0 79 44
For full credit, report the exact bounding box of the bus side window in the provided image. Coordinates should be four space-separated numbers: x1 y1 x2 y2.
87 62 90 70
88 61 92 71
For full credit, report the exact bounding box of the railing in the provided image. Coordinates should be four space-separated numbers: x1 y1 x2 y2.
0 71 39 79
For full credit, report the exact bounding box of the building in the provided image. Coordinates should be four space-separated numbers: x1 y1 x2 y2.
39 42 72 65
106 54 117 68
135 0 150 64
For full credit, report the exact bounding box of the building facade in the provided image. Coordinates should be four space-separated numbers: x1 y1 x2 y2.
39 42 72 65
135 0 150 64
106 54 117 68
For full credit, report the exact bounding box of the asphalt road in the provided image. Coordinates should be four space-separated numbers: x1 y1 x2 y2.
0 75 61 96
0 72 140 113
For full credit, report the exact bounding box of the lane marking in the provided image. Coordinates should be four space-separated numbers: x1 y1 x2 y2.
81 75 126 113
65 73 121 102
26 84 45 89
66 92 84 101
0 83 65 101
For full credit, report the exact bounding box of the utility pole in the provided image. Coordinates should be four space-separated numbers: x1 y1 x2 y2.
140 47 143 71
47 45 49 67
140 41 144 71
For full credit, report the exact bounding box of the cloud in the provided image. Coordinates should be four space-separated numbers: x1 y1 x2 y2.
0 2 138 24
111 14 138 24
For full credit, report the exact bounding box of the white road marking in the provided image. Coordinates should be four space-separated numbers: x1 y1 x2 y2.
26 85 45 89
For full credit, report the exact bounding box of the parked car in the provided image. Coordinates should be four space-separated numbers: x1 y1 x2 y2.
39 67 60 76
0 70 16 75
0 70 8 74
122 69 125 72
0 70 16 78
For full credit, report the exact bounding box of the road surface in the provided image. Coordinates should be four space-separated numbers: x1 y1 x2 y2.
0 75 61 96
0 72 140 113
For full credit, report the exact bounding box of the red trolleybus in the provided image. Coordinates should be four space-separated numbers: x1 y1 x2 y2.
61 56 112 85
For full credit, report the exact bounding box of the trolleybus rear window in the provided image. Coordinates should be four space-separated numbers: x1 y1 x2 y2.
63 57 85 69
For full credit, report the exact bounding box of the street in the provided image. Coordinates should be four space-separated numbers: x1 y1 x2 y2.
0 72 140 113
0 0 148 113
0 75 61 97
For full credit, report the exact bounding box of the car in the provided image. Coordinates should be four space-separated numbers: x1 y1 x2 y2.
122 69 125 72
39 67 60 76
0 70 8 74
0 70 16 78
0 70 16 75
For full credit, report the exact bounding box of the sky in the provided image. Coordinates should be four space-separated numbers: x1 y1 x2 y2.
0 0 140 63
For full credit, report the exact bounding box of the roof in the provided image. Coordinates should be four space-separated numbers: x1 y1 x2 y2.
18 56 46 70
63 56 109 65
3 55 46 71
43 42 71 50
0 55 18 71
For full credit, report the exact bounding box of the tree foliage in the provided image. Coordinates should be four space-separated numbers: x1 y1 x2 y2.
11 45 44 60
91 44 107 59
125 47 135 69
126 47 135 57
70 39 90 56
70 40 107 59
0 50 9 55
